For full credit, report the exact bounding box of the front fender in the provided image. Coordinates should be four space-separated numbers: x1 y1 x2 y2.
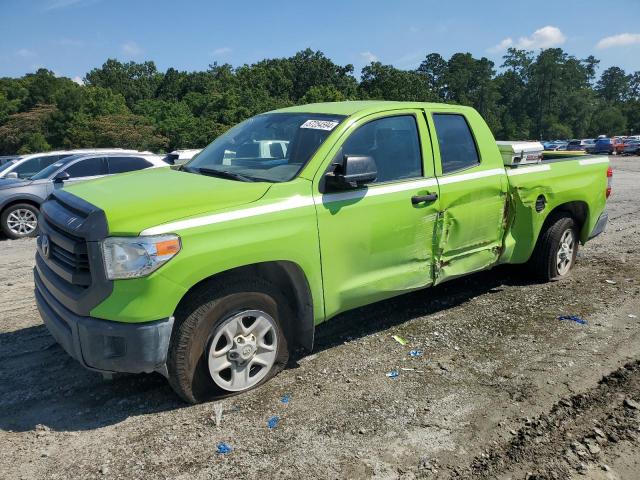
91 180 326 326
0 193 44 211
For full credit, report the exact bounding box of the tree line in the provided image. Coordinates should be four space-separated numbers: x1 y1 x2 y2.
0 47 638 154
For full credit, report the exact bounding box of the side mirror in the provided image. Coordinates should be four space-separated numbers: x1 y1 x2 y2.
6 172 18 179
325 154 377 190
53 171 70 184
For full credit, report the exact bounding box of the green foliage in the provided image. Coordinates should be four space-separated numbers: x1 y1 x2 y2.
0 48 638 154
596 67 631 102
18 132 50 154
590 105 627 137
68 113 168 151
359 62 435 101
0 104 57 154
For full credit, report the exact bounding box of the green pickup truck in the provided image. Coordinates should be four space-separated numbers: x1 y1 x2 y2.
34 101 611 402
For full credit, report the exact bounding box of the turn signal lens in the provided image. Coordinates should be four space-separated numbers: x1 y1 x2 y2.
155 238 181 256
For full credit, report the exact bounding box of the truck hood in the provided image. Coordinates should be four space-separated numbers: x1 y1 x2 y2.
62 167 272 235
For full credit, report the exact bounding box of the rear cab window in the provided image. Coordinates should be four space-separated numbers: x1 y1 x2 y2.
431 114 480 174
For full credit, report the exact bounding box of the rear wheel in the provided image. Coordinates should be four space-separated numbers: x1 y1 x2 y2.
1 203 39 239
167 277 290 403
529 213 578 281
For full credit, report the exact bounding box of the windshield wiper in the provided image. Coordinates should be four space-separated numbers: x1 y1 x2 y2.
194 167 256 182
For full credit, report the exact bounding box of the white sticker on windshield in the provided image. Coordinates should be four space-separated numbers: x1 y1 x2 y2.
300 119 339 131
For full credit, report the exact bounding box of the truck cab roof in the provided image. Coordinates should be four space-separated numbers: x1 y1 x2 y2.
273 100 471 116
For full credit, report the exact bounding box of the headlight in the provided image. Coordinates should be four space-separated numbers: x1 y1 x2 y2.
102 234 181 280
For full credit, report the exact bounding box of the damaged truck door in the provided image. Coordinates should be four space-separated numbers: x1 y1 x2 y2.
428 110 509 282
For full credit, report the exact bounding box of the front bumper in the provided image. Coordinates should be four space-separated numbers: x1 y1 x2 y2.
589 211 608 240
35 268 174 376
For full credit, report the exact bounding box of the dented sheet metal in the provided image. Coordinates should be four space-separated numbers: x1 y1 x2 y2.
500 158 608 264
432 172 507 284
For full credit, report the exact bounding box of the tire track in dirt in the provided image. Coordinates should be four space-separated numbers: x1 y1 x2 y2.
454 361 640 479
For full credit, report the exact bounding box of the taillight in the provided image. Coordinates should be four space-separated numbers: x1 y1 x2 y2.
606 166 613 198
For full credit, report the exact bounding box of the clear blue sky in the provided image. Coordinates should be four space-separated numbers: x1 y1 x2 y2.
1 0 639 81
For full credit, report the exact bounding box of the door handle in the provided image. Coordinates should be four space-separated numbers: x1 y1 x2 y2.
411 193 438 205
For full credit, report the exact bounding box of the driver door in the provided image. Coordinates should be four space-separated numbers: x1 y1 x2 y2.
314 110 440 318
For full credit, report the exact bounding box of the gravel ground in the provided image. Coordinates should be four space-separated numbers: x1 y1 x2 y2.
1 156 639 480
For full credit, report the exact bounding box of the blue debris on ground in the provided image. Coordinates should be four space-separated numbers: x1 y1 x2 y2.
216 442 233 454
558 315 587 325
409 350 423 357
267 415 280 429
280 394 291 404
386 370 399 379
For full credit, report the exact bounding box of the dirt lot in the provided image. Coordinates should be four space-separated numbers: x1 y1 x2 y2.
1 156 639 480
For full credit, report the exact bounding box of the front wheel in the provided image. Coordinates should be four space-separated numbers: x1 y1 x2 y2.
1 203 39 239
167 277 290 403
529 214 578 281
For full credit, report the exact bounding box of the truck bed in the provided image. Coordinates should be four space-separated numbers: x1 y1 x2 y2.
500 154 609 265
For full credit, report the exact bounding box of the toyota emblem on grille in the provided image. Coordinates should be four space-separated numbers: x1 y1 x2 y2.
40 234 50 258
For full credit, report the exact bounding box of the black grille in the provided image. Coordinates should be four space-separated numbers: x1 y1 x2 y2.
35 189 112 317
39 198 92 288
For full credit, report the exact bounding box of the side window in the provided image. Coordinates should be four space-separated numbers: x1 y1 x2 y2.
12 156 58 178
432 114 480 174
341 115 422 183
107 156 152 174
64 158 106 178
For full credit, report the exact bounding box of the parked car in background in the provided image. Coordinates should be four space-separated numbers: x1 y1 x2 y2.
164 149 202 165
566 139 594 152
0 152 167 239
0 149 145 180
593 138 624 155
623 139 640 155
543 140 568 151
0 155 21 166
584 139 596 153
0 159 19 175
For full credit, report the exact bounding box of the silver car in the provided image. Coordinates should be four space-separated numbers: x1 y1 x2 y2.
0 153 168 239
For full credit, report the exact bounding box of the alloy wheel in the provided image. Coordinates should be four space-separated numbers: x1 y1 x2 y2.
207 309 278 392
6 208 37 236
556 228 575 276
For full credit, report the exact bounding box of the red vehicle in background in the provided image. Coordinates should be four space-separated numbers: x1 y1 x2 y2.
612 137 626 154
594 137 625 155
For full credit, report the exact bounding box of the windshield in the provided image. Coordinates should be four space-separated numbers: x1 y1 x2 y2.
30 161 65 180
185 112 346 182
0 161 17 174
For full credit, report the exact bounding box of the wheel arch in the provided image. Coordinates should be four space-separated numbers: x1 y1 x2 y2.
0 196 42 215
542 200 589 242
175 260 315 353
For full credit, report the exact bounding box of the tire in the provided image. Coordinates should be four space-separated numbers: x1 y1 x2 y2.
1 203 39 239
528 213 579 282
167 277 290 404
